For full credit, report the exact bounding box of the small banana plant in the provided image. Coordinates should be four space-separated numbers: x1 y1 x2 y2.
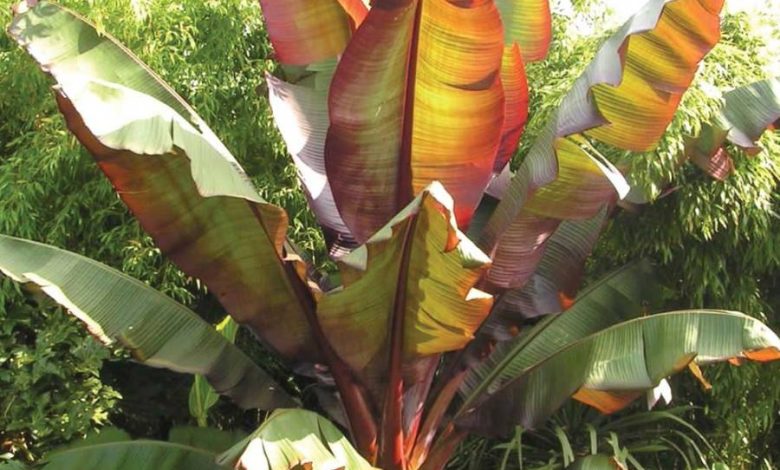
3 1 779 469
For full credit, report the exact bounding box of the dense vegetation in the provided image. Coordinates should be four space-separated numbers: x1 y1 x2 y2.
1 0 778 468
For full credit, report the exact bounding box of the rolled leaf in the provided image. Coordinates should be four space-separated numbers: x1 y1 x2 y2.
459 310 780 436
481 0 724 289
496 0 552 62
0 236 296 411
9 1 317 361
325 0 506 241
688 77 780 179
217 409 377 470
258 0 352 66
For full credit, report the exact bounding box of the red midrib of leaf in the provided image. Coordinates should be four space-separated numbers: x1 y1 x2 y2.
381 214 419 470
396 0 424 213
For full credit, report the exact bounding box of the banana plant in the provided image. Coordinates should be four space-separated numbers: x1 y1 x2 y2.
4 1 780 470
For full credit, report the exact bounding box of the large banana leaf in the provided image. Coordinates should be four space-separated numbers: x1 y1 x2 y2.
325 0 506 241
458 310 780 436
495 210 608 323
317 183 493 465
496 0 552 62
318 183 493 383
19 426 244 470
266 68 355 250
9 1 317 361
217 409 377 470
481 0 724 289
459 260 661 408
494 43 530 174
0 236 296 411
687 77 780 179
257 0 352 66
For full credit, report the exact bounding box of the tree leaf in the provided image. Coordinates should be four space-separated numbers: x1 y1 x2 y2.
325 0 506 241
687 77 780 179
189 316 241 426
258 0 352 66
217 409 377 470
494 43 530 173
0 235 297 410
318 183 493 387
39 441 222 470
496 0 552 62
459 260 661 413
459 310 780 436
9 1 317 361
481 0 724 289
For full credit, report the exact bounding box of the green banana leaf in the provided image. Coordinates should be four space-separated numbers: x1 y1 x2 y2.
217 409 377 470
0 235 296 410
458 310 780 436
189 316 240 426
9 0 317 362
459 261 661 414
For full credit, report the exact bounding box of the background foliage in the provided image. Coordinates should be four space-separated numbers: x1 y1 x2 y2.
0 0 778 468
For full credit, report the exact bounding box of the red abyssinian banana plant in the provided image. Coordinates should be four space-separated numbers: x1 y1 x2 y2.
3 1 780 469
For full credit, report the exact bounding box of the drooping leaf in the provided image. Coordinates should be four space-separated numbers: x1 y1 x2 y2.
481 0 724 289
258 0 352 66
496 0 552 62
459 310 780 436
189 316 241 426
325 0 506 242
0 235 297 410
217 409 377 470
9 1 318 361
459 260 661 410
687 77 780 179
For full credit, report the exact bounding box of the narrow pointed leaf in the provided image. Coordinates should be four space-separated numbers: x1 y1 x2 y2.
481 0 723 289
217 409 377 470
0 236 296 411
258 0 352 66
459 311 780 436
10 1 317 361
496 0 552 62
326 0 506 241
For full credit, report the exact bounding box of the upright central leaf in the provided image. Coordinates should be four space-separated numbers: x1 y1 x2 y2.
325 0 505 243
